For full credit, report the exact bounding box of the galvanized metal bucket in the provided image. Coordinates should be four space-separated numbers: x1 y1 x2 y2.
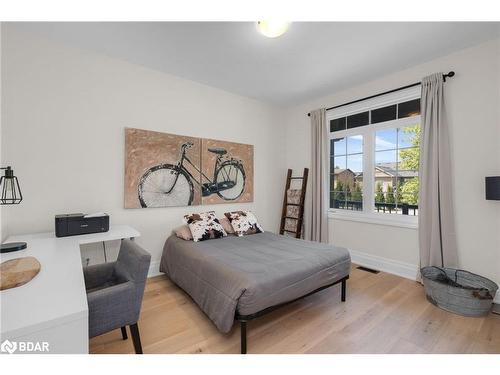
421 266 498 317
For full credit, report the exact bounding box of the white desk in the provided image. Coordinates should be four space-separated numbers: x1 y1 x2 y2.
0 225 140 354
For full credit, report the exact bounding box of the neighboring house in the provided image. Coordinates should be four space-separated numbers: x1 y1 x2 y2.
331 168 356 190
355 162 418 192
375 162 418 191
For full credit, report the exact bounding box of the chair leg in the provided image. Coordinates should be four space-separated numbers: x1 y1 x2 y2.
240 321 247 354
129 323 143 354
121 326 128 340
341 278 346 302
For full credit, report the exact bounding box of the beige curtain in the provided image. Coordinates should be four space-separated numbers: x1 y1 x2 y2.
418 73 458 270
310 108 329 243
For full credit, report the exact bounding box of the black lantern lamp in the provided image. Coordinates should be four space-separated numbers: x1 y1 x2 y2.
485 176 500 201
1 166 22 204
0 166 27 253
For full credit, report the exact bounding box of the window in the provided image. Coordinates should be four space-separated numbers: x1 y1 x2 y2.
331 135 363 211
374 126 420 216
328 87 421 223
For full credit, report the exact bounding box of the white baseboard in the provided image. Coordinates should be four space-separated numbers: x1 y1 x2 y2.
148 260 162 278
350 251 500 305
349 249 419 281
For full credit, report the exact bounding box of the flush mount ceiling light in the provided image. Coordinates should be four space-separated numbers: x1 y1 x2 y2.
256 21 290 38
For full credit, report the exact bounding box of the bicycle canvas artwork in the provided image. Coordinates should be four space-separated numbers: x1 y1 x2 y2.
124 128 253 208
200 138 253 205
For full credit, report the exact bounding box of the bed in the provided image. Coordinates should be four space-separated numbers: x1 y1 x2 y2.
160 231 351 353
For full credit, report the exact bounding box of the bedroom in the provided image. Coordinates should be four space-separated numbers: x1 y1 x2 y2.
1 1 500 372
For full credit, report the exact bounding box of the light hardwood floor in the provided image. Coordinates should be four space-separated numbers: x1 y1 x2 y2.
90 265 500 354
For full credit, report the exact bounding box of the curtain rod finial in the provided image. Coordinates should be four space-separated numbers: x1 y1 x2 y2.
443 71 455 82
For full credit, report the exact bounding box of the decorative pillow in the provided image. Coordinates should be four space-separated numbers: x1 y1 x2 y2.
183 211 227 242
224 211 264 237
173 225 193 241
219 217 235 234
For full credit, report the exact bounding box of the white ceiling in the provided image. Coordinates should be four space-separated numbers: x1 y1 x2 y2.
9 22 500 106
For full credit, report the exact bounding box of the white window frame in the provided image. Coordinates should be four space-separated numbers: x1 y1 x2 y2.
327 86 420 229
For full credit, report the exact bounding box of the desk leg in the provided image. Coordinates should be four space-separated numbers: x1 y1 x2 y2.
102 241 108 263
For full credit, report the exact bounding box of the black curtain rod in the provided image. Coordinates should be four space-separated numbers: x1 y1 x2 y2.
307 71 455 117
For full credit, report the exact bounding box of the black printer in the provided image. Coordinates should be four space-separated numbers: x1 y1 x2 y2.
55 213 109 237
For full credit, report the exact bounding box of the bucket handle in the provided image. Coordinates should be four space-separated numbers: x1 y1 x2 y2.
426 266 490 293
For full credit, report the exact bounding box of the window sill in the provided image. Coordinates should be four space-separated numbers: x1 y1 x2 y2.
328 210 418 229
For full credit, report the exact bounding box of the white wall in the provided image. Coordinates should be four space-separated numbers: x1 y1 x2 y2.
0 26 286 268
285 38 500 285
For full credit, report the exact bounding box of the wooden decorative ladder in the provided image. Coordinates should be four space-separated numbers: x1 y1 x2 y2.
279 168 309 239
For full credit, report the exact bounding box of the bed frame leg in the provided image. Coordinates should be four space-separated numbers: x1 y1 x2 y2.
341 278 346 302
240 321 247 354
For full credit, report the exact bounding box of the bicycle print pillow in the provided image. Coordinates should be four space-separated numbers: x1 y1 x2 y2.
224 211 264 237
183 211 227 242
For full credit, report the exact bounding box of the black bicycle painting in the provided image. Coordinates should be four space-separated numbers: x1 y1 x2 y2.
138 141 246 207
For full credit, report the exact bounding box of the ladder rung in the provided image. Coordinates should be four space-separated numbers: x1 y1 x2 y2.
286 203 302 207
284 216 299 220
290 177 303 180
283 230 297 233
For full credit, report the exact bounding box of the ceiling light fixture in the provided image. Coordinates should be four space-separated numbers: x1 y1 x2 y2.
256 21 290 38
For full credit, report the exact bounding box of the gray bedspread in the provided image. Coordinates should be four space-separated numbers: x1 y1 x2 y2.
160 232 351 333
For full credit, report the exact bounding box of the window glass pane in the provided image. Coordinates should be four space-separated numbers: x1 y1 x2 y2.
330 137 363 210
398 125 420 149
374 125 420 216
375 129 397 151
347 154 363 174
349 180 363 211
375 150 397 165
375 148 396 214
398 141 419 216
374 180 398 214
346 154 363 211
331 137 346 156
398 99 420 118
337 171 349 189
331 190 345 209
397 177 419 215
330 117 346 132
333 155 347 171
347 111 369 129
398 147 420 171
331 171 347 209
346 135 363 154
371 104 396 124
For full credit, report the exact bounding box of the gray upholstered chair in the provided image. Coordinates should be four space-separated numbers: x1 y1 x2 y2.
83 239 151 354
